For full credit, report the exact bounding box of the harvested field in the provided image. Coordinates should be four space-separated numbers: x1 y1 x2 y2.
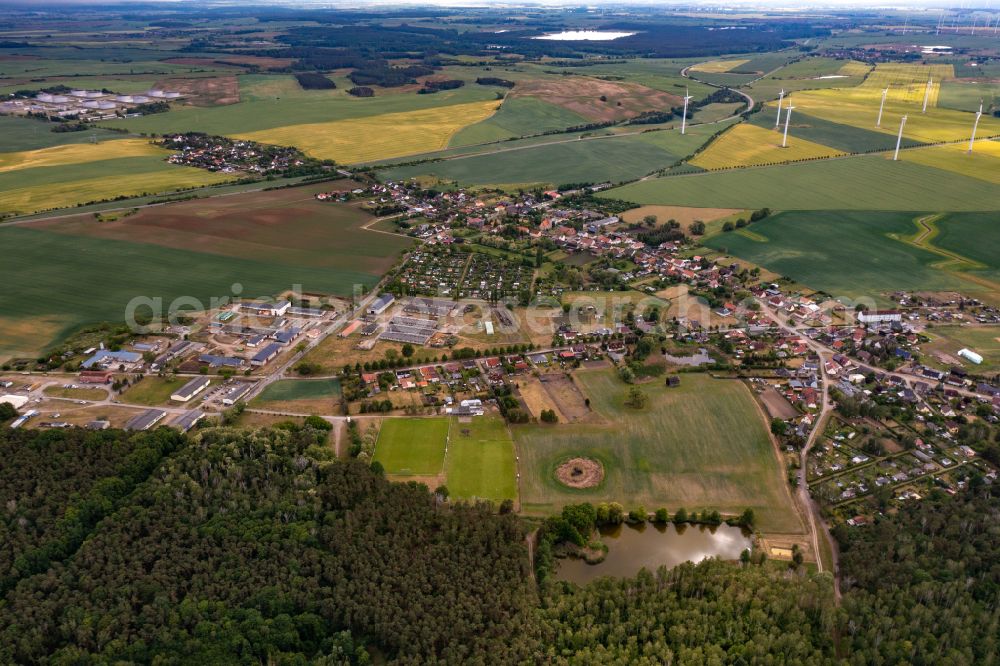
620 205 741 232
153 75 240 106
539 372 597 423
512 76 683 123
555 457 604 489
516 375 565 421
760 386 798 420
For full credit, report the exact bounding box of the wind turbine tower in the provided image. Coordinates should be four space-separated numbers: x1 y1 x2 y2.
782 104 795 148
893 115 908 161
968 101 983 154
681 88 693 135
877 87 888 128
775 89 785 128
922 78 932 114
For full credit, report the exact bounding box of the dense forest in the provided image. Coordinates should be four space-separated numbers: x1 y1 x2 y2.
0 424 997 663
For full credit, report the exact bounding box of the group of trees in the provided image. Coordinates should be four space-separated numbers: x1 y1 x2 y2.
3 416 998 664
0 426 539 663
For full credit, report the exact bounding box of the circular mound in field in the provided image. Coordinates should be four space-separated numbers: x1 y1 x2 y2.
555 457 604 489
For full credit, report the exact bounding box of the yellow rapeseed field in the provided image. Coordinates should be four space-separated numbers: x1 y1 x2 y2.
837 60 872 77
898 139 1000 185
0 167 232 216
690 59 749 73
236 100 500 164
0 138 162 173
690 123 845 170
786 87 1000 144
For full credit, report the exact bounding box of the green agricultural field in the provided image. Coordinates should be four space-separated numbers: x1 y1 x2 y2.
937 80 1000 113
101 73 499 137
384 120 735 188
257 379 342 402
449 97 589 146
374 417 450 476
446 417 517 502
932 212 1000 271
746 111 925 153
0 227 385 359
703 210 1000 302
0 116 133 153
121 376 196 406
605 155 1000 211
513 370 802 533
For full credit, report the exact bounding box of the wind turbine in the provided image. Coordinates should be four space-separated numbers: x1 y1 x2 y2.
893 115 908 161
922 78 932 114
681 88 693 135
968 101 983 154
775 89 785 129
782 104 795 148
877 87 888 128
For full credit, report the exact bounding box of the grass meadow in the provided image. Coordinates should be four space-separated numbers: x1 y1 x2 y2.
606 155 1000 211
513 370 802 533
120 376 195 406
258 379 342 402
255 379 342 414
924 326 1000 372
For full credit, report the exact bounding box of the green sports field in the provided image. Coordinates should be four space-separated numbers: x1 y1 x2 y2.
605 155 1000 211
703 210 1000 302
374 418 450 476
445 417 517 502
513 370 803 533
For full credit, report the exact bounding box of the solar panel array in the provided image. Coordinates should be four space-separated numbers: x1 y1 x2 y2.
379 316 437 345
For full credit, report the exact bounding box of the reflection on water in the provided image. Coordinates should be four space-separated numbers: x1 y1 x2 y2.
556 522 752 585
533 30 637 41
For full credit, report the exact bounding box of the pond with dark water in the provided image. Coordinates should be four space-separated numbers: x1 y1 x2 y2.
556 522 752 585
